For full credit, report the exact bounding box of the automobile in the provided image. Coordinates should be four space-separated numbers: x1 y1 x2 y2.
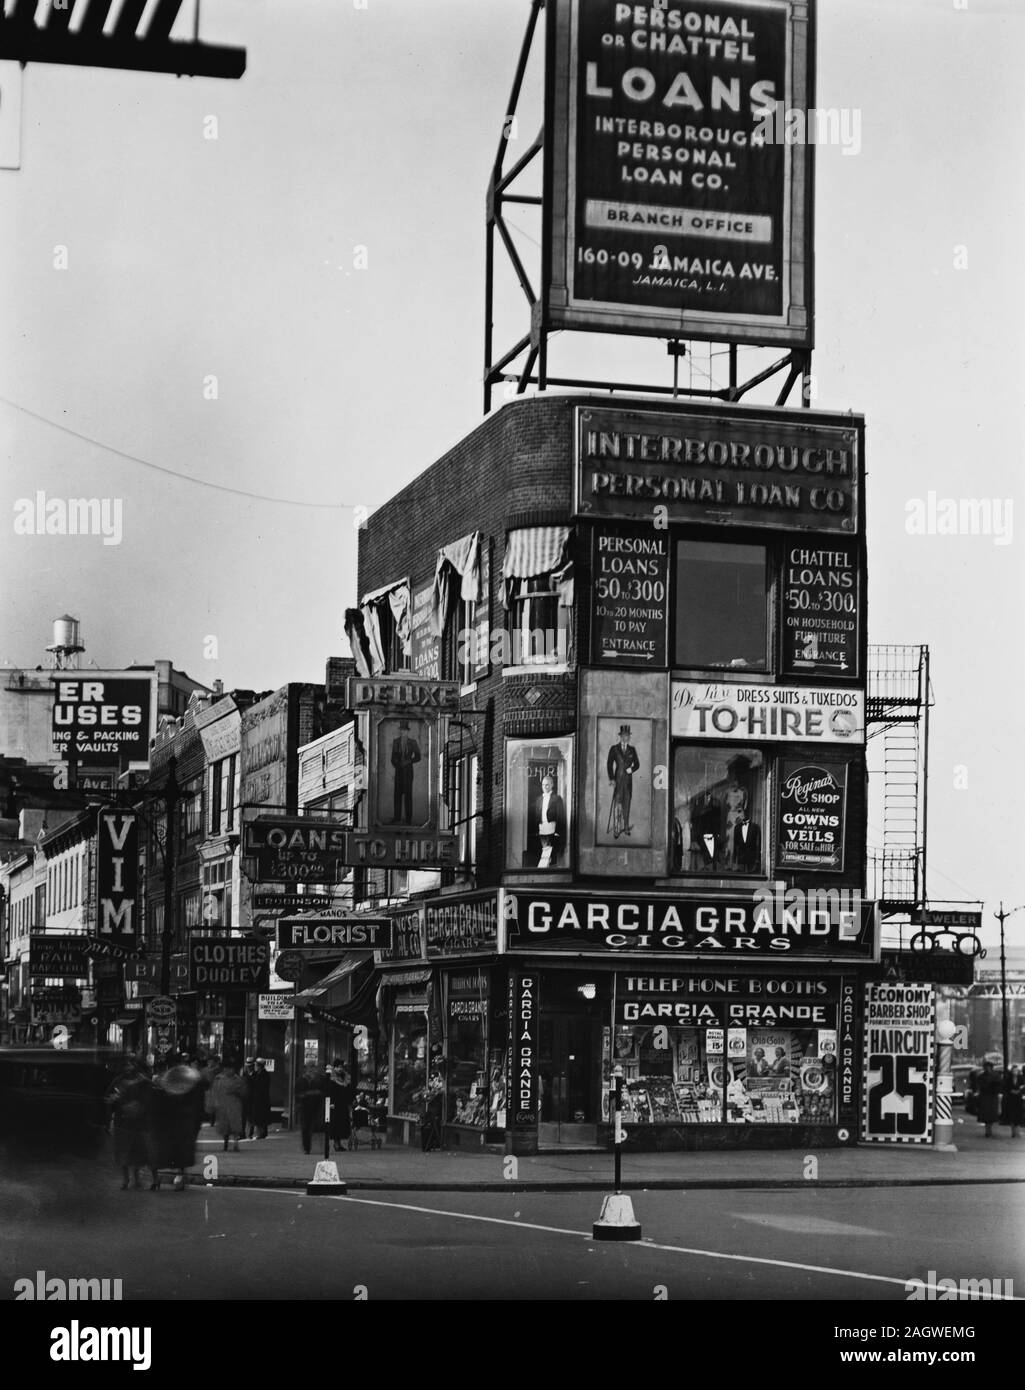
950 1063 977 1106
0 1046 120 1148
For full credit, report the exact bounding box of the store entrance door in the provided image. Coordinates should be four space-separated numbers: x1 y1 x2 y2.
538 1011 601 1149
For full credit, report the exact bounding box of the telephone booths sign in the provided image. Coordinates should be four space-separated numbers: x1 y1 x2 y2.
862 983 935 1145
96 808 140 949
545 0 815 347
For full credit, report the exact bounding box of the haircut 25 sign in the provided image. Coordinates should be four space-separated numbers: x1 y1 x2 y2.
862 984 934 1145
545 0 814 346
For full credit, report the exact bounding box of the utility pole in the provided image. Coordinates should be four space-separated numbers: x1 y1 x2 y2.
160 756 180 1000
992 903 1023 1070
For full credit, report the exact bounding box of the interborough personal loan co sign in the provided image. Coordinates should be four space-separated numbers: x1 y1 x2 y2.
575 408 861 534
545 0 814 346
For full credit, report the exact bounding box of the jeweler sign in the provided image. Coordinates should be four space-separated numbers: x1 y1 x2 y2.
545 0 814 347
862 983 935 1145
672 681 864 744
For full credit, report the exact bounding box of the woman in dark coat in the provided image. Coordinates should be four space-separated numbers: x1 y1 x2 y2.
1001 1066 1023 1138
328 1062 354 1153
975 1060 1003 1137
105 1058 155 1191
150 1059 205 1188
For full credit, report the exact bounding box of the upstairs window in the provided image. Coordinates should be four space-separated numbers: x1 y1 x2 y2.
674 540 768 671
503 527 574 668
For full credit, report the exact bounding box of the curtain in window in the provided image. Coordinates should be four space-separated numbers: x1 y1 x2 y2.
431 532 482 637
502 526 574 608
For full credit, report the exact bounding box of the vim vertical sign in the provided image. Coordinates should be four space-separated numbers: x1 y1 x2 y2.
96 808 140 949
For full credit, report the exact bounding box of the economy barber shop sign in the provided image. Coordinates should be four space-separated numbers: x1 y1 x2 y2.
505 890 878 958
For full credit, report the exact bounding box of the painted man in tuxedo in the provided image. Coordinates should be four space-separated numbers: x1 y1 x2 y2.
390 719 421 824
535 774 567 868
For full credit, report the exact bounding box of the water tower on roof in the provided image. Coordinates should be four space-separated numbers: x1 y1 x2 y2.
46 615 85 670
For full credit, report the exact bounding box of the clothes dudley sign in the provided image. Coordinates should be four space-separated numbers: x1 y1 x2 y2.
505 891 878 958
187 938 270 992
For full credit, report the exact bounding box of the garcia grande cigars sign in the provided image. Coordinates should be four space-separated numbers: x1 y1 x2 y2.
575 407 860 533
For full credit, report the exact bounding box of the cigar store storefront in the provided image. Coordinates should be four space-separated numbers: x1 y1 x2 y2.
377 888 877 1153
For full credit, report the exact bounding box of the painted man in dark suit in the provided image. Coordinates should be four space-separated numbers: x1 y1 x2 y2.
606 725 640 837
390 719 421 824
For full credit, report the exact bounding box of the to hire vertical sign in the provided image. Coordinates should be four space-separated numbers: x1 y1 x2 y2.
96 808 140 951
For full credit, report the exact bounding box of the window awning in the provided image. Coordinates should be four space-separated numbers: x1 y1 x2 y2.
295 956 379 1027
431 532 481 637
502 526 574 608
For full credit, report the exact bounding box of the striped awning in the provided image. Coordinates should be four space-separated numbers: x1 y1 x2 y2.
502 526 573 608
431 532 482 637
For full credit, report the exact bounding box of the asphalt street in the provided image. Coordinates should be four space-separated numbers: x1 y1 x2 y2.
1 1142 1021 1304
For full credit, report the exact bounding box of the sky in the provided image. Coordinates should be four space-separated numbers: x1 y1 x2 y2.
1 0 1023 943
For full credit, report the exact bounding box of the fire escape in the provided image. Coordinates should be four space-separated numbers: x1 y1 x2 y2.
866 645 931 924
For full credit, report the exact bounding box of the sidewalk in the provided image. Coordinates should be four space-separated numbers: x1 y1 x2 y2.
180 1116 1025 1192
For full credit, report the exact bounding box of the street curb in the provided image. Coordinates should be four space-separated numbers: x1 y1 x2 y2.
183 1174 1025 1193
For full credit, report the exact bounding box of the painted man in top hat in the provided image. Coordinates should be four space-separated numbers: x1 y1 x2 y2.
606 724 640 838
390 719 421 824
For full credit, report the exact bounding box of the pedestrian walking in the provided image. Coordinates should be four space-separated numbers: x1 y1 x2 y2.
151 1057 205 1189
295 1066 326 1155
1001 1065 1023 1139
241 1058 257 1137
210 1060 247 1152
105 1057 156 1192
974 1059 1003 1138
250 1058 272 1139
328 1061 354 1153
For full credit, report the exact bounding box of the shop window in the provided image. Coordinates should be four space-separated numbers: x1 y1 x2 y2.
612 1024 838 1126
674 540 768 670
672 745 766 877
446 996 488 1128
390 1012 428 1120
614 1026 725 1123
505 736 573 871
